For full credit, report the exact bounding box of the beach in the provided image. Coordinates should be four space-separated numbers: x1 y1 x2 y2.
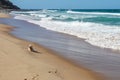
0 13 103 80
8 9 120 80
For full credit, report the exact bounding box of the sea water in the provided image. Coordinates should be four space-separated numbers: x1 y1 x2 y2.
11 9 120 50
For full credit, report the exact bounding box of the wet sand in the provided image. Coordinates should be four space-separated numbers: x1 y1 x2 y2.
0 13 102 80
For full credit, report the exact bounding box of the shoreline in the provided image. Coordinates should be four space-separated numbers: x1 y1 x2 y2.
0 13 104 80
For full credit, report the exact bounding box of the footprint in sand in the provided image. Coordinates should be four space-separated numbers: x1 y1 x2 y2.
31 74 39 80
24 74 39 80
48 69 64 80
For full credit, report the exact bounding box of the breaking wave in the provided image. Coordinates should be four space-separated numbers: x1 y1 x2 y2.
13 10 120 50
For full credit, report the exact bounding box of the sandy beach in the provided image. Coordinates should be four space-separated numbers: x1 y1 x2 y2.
0 13 103 80
0 13 10 18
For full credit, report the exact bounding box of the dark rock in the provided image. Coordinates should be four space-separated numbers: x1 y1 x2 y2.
0 0 20 9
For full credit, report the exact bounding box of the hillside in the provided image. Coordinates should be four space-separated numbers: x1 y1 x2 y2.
0 0 20 9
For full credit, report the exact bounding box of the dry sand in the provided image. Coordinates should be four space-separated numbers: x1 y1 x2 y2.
0 13 10 18
0 13 103 80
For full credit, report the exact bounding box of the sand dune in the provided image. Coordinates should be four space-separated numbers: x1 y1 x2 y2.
0 13 103 80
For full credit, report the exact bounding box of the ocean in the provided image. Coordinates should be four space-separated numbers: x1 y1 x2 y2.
11 9 120 50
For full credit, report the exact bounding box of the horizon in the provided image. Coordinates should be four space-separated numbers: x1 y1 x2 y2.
10 0 120 9
17 8 120 10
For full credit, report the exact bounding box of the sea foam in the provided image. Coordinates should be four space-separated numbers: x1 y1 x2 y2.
14 11 120 50
67 10 120 16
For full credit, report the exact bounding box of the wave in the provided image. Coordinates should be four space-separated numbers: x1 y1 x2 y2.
14 15 120 50
67 10 120 16
58 15 97 21
11 11 37 14
30 14 47 18
67 10 83 14
12 10 120 25
11 10 57 15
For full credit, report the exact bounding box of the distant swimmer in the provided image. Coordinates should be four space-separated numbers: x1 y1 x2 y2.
28 44 40 53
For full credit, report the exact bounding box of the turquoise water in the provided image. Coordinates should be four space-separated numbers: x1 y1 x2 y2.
12 9 120 25
11 9 120 50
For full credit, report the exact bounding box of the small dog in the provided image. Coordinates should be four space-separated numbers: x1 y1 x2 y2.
28 44 39 53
